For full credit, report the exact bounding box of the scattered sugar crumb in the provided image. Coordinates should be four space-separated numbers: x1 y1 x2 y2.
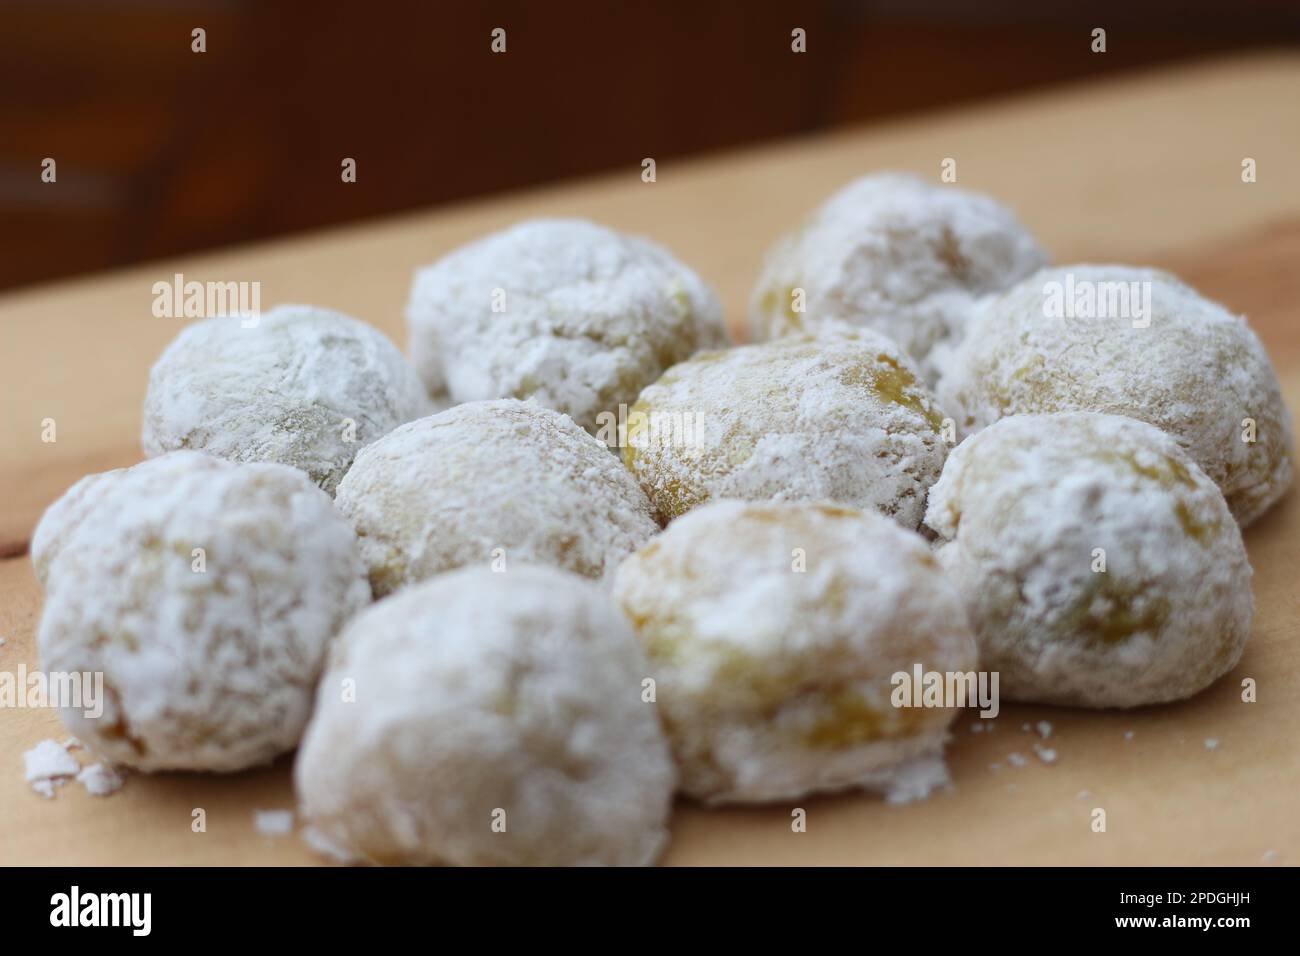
969 722 984 733
254 809 295 836
24 739 81 799
1263 849 1280 864
1007 752 1028 768
1123 730 1135 740
77 762 125 796
1036 720 1053 739
1076 789 1092 800
1204 738 1219 750
1033 744 1057 764
0 637 7 647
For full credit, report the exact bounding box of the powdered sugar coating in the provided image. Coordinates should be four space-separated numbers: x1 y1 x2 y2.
334 399 659 596
925 413 1253 708
613 500 977 804
295 565 675 866
623 330 949 528
748 173 1046 383
938 265 1293 526
36 451 370 771
32 453 225 587
143 304 432 495
406 218 727 432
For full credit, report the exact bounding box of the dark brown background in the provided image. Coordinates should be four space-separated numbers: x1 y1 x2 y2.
2 0 1297 292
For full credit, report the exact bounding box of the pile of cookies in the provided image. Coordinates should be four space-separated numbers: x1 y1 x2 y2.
32 173 1292 865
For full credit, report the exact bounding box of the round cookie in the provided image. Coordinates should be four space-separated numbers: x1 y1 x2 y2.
925 412 1253 708
334 399 659 596
938 265 1293 525
613 500 977 804
406 218 727 434
748 173 1046 383
295 565 674 866
622 330 950 528
143 304 432 495
35 451 369 771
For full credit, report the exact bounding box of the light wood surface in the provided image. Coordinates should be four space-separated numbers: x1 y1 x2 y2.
2 53 1298 865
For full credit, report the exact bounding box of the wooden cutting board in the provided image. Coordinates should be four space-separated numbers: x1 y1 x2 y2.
2 54 1298 865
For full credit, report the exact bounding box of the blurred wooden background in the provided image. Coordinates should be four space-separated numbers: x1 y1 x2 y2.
1 0 1297 292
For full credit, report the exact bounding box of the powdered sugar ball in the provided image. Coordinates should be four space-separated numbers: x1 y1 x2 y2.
938 265 1293 526
623 330 949 528
406 218 727 432
613 500 977 804
143 304 432 495
925 413 1253 708
334 399 659 596
748 173 1046 383
35 451 369 771
295 565 674 866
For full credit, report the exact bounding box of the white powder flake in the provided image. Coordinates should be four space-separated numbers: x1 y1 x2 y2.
24 739 81 798
1007 752 1028 768
1036 720 1053 739
77 763 125 796
1033 745 1057 764
1205 738 1219 750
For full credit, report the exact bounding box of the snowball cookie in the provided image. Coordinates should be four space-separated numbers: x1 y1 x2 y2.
143 304 432 495
406 218 727 433
295 565 674 866
334 399 659 596
925 413 1253 708
623 330 949 528
748 173 1046 383
938 265 1293 526
35 451 369 771
612 500 977 804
